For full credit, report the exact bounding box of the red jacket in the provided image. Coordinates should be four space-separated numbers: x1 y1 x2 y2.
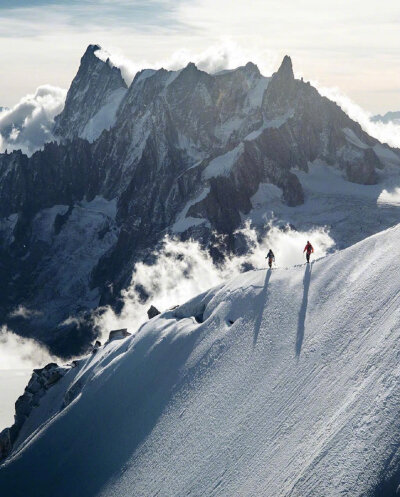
304 242 314 254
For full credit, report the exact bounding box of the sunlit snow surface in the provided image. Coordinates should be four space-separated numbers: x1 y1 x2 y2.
2 224 400 496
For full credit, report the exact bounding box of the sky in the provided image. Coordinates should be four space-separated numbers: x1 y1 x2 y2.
0 0 399 114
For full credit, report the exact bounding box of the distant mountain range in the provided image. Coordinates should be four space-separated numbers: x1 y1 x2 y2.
371 111 400 125
1 44 400 356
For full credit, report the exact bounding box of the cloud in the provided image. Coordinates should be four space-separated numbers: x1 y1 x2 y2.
0 326 55 370
161 40 276 76
0 85 66 156
95 40 276 86
9 306 43 319
316 84 400 148
95 224 334 340
94 47 143 86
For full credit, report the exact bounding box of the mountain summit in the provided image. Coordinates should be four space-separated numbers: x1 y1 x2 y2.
277 54 294 79
53 44 127 141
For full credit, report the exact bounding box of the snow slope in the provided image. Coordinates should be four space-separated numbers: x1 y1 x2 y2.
2 225 400 496
80 87 127 142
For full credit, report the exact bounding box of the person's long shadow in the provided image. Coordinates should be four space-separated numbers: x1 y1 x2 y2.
296 263 312 356
253 269 272 346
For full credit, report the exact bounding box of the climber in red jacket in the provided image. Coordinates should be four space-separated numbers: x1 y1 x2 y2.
303 241 314 263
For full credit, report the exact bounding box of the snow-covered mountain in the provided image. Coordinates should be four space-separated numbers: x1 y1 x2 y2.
2 224 400 496
1 44 400 356
372 111 400 125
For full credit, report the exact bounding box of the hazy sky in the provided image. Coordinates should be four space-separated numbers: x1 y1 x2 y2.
0 0 399 114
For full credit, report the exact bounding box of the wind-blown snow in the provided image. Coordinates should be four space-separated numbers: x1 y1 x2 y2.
2 224 400 495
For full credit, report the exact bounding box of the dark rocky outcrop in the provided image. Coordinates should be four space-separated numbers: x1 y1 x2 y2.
0 363 68 461
147 305 161 319
107 328 131 342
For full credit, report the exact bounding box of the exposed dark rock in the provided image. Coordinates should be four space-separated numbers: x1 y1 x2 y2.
54 44 127 140
147 305 161 319
107 328 131 342
91 340 102 353
0 363 68 462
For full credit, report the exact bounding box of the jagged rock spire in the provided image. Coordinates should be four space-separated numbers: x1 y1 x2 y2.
276 55 294 79
53 44 127 139
262 54 296 118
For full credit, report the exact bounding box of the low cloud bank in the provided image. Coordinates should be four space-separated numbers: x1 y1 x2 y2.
0 85 66 156
95 224 334 340
0 326 55 370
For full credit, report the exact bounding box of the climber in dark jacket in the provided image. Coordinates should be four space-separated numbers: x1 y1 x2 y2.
266 249 275 268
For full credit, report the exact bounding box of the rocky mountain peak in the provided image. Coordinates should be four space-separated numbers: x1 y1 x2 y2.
243 61 261 76
53 44 127 140
262 54 296 118
83 43 102 57
276 55 294 80
184 61 198 71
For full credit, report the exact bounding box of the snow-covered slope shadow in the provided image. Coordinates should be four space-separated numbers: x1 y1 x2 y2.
253 268 272 345
2 225 400 496
296 263 312 356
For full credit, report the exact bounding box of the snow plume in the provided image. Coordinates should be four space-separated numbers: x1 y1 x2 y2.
0 326 55 370
0 85 66 156
316 85 400 149
94 47 141 86
95 224 334 339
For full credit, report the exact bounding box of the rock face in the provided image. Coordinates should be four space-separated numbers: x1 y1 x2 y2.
53 45 127 141
0 363 67 461
0 46 398 356
107 328 131 342
147 305 161 319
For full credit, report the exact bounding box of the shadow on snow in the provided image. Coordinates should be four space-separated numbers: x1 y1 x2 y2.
296 263 312 356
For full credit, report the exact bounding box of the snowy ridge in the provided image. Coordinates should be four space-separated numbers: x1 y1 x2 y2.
2 224 400 495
